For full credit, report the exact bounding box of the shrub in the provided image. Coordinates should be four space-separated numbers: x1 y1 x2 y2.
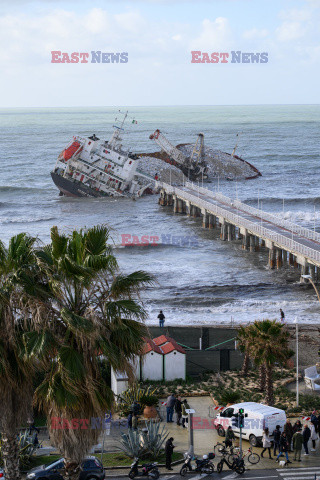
119 420 169 459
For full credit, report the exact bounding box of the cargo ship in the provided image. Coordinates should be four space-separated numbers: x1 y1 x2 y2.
51 112 154 198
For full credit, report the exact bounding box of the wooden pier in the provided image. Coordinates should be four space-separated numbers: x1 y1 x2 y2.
157 181 320 282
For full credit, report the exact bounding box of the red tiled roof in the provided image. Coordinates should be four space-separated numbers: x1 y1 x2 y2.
142 337 163 355
153 335 168 346
151 335 186 355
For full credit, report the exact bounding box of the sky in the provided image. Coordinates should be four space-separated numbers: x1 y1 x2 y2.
0 0 319 107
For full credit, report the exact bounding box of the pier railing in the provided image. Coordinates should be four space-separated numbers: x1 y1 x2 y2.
185 181 320 244
156 181 320 264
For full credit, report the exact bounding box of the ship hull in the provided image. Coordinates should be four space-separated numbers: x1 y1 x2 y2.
51 172 102 198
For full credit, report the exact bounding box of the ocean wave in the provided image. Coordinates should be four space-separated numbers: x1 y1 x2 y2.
0 185 45 193
246 196 320 205
1 216 57 225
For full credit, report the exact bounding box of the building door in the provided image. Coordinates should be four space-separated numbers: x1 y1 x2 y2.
220 349 230 371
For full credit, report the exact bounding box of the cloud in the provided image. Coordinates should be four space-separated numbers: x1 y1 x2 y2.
243 28 268 40
190 17 233 50
276 21 306 42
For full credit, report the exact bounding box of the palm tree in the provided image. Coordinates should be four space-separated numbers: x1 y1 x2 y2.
249 319 293 405
237 324 255 376
0 233 41 480
29 226 153 479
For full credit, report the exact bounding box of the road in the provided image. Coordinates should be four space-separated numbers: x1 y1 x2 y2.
107 466 320 479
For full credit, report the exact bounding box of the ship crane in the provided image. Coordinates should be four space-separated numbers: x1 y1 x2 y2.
149 129 208 181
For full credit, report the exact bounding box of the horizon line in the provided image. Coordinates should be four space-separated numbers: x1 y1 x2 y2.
0 103 320 109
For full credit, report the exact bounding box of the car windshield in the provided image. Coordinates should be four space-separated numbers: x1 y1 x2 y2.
45 459 64 470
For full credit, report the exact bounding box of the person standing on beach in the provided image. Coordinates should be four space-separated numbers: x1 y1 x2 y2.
158 310 165 328
280 308 285 322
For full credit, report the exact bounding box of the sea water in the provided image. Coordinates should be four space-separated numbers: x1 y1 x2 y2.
1 105 320 325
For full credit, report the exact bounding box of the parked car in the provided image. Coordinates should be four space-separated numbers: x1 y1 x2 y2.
26 456 105 480
213 401 286 446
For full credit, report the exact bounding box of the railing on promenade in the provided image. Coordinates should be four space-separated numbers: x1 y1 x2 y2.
156 181 320 264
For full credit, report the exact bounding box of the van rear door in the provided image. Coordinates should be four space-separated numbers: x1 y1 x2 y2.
265 412 285 433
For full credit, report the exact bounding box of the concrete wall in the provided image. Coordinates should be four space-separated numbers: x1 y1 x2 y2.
146 326 243 376
141 352 163 381
148 326 238 350
164 351 186 381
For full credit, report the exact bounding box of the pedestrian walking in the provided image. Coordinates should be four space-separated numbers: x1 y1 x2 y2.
303 424 311 455
293 420 303 434
225 426 235 449
293 428 303 462
166 393 176 423
175 395 182 426
181 399 190 428
158 310 165 328
165 437 175 470
284 419 294 451
261 428 272 459
276 432 291 464
280 308 285 322
273 425 281 456
310 423 318 451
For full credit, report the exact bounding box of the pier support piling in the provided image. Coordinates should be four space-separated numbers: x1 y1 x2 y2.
269 248 276 269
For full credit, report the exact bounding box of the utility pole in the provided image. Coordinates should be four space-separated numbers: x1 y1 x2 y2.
186 409 195 456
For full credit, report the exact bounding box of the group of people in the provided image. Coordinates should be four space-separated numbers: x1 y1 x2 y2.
259 415 319 464
260 419 317 463
166 393 190 427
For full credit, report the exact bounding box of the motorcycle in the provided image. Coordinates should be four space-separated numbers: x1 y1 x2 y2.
216 455 245 475
128 458 160 479
180 453 215 476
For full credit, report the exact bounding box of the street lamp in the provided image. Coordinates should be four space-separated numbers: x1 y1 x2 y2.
294 317 299 407
301 274 320 304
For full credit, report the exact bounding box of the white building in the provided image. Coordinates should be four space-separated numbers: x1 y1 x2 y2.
111 336 186 396
139 338 163 381
153 335 186 381
110 368 129 397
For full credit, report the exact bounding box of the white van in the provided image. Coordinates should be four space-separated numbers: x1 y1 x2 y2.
213 402 286 446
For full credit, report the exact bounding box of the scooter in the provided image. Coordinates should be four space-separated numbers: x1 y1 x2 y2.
180 453 215 476
216 455 245 475
128 458 160 479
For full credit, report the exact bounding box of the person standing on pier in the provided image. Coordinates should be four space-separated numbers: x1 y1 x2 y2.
158 310 165 328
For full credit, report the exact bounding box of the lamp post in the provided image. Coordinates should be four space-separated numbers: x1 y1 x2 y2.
294 317 299 407
186 408 195 456
301 274 320 304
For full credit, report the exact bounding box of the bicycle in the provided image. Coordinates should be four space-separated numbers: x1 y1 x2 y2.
214 441 235 459
229 446 260 465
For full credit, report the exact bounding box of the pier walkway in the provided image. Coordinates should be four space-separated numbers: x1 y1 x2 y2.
157 181 320 281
